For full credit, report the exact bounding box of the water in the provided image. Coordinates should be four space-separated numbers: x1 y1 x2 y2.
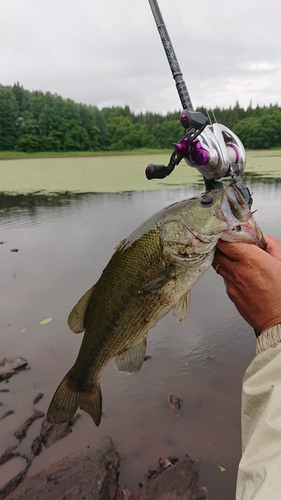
1 153 281 499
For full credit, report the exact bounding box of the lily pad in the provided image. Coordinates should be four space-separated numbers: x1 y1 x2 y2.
40 318 52 325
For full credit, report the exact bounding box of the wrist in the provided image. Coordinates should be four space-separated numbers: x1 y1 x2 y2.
256 324 281 354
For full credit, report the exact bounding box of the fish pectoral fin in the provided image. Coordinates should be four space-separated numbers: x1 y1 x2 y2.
68 285 95 333
139 265 178 294
114 335 148 373
173 291 191 325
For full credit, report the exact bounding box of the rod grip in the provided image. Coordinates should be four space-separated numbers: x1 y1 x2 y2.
145 164 168 180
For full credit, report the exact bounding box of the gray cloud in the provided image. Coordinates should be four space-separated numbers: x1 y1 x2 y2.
1 0 280 113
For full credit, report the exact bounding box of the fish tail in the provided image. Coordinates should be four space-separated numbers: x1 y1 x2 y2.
47 372 102 427
79 383 102 426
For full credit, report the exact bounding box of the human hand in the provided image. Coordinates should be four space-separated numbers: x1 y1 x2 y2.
212 236 281 334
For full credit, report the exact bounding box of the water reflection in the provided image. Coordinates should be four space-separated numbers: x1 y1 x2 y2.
0 177 281 500
242 172 281 184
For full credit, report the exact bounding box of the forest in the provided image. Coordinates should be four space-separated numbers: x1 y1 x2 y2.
0 82 280 152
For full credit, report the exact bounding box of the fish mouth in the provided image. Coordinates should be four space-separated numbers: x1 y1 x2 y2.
162 223 217 265
219 188 266 248
163 245 214 265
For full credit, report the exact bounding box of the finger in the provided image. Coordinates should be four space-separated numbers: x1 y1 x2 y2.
212 248 236 273
215 264 228 280
216 239 264 262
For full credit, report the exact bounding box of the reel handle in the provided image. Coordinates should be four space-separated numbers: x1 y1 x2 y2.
145 164 170 180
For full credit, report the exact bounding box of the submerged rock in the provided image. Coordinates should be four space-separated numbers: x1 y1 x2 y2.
33 393 43 404
0 358 29 382
14 411 45 442
5 436 120 500
0 410 14 420
40 414 81 447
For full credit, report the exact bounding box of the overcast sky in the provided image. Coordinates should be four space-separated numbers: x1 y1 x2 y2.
1 0 280 114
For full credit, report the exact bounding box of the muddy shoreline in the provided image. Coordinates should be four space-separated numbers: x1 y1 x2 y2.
0 357 210 499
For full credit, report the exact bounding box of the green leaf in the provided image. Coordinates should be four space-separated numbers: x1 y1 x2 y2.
40 317 52 325
218 466 226 472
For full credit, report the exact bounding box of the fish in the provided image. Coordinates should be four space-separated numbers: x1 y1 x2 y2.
47 183 264 426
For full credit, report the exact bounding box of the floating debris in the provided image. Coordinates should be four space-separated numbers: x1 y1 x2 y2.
39 317 52 325
168 394 182 410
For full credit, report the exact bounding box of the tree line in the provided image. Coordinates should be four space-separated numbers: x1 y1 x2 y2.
0 82 280 152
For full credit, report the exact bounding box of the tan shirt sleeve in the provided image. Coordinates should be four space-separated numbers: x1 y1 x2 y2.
236 325 281 499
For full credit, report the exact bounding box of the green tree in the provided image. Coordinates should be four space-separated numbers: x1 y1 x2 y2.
16 111 41 152
107 116 154 150
89 120 102 150
233 108 281 149
151 120 183 148
0 86 19 150
61 119 90 151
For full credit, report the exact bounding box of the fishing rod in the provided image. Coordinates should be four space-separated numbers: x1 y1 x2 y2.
146 0 252 207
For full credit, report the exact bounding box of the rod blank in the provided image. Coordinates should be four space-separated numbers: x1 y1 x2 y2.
148 0 193 111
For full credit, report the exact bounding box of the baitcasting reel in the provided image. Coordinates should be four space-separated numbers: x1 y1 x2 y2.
145 109 251 207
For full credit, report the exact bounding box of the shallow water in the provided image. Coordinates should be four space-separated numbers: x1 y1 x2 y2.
1 153 281 499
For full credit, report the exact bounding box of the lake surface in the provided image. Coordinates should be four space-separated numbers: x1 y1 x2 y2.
1 152 281 498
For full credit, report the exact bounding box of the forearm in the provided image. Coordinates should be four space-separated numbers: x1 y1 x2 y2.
236 325 281 499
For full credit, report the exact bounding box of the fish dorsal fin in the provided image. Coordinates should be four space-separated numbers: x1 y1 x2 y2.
67 285 95 333
114 238 126 253
173 291 191 325
114 335 147 373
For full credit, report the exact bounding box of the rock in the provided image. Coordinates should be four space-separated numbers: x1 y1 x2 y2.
31 437 42 457
5 436 120 500
0 452 32 500
0 358 29 382
133 456 209 500
14 411 45 442
0 446 19 466
40 414 81 447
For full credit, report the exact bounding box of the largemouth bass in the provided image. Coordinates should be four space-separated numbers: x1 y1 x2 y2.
47 184 264 426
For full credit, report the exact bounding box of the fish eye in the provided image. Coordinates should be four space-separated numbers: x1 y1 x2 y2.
200 194 213 206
